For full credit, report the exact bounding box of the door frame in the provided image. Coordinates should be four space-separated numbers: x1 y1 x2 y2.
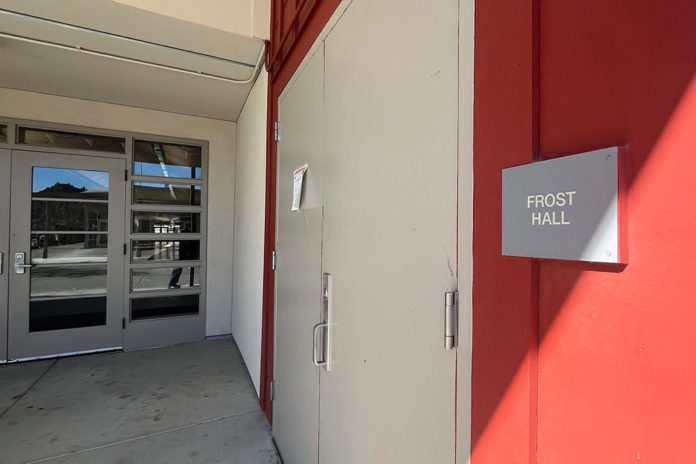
7 149 126 360
260 0 350 422
271 44 326 463
261 5 475 463
0 148 10 362
123 138 208 351
0 117 209 359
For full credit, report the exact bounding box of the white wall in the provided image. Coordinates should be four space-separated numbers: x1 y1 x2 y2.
113 0 270 39
1 0 270 40
0 88 236 337
231 70 268 394
252 0 271 40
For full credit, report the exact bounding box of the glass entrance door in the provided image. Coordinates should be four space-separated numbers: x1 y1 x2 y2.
8 151 125 360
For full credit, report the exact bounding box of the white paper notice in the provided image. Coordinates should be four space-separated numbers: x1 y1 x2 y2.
291 164 308 211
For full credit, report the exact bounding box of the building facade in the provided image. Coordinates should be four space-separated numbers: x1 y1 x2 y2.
1 0 694 462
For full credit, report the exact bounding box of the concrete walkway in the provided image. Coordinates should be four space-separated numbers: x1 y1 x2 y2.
0 339 278 464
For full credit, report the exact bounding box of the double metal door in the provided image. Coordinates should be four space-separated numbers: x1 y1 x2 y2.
273 0 460 457
0 150 125 361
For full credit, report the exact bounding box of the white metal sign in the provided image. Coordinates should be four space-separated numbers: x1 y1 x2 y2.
502 147 627 263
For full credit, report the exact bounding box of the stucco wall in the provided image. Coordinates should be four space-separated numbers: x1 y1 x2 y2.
0 0 270 41
231 70 268 394
113 0 269 39
0 87 236 337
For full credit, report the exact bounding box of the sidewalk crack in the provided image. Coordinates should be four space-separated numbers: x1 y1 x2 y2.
23 408 265 464
0 359 57 418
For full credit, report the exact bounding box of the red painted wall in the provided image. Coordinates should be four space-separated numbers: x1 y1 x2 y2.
474 0 696 462
537 1 696 462
472 0 538 461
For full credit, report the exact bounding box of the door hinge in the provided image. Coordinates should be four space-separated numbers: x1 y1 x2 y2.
124 169 128 181
122 317 126 330
269 380 276 401
274 121 280 142
271 250 278 270
444 291 458 350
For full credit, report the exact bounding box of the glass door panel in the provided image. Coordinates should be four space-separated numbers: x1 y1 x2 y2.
29 167 109 332
8 151 125 360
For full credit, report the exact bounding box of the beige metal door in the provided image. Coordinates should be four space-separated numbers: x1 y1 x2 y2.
0 149 9 361
318 0 459 462
8 151 126 360
272 46 325 464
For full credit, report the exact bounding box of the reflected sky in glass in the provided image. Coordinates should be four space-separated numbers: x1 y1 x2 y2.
33 167 109 194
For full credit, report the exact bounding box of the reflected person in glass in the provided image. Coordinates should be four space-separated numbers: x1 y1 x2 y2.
168 225 196 289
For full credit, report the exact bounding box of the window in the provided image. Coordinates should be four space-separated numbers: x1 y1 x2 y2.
18 127 125 153
128 138 205 321
133 140 202 179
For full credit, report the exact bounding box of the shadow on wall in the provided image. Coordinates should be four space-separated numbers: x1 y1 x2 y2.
472 0 696 461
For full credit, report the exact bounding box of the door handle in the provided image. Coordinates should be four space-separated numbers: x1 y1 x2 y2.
14 252 33 274
312 322 328 366
313 273 333 369
0 252 3 275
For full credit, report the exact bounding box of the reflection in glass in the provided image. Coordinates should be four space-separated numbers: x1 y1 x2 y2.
31 266 107 298
131 294 199 320
133 140 202 179
31 234 108 263
131 267 200 292
33 167 109 201
19 127 125 153
132 211 200 234
32 201 108 232
0 125 7 143
131 240 199 262
30 296 107 332
132 182 201 206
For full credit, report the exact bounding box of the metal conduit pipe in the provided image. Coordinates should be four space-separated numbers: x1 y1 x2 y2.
0 9 266 84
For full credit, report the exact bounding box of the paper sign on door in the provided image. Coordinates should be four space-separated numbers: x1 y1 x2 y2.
292 164 308 211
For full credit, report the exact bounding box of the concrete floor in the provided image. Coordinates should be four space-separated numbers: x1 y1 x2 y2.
0 339 278 464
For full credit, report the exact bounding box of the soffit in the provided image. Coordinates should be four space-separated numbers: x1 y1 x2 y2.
0 1 264 121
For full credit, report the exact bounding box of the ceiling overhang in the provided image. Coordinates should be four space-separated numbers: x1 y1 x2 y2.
0 1 266 121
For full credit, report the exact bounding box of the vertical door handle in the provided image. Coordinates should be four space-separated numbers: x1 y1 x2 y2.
313 274 333 369
320 273 333 371
0 252 3 275
312 322 328 366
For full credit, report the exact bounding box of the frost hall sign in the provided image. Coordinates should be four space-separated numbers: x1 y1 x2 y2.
501 147 627 264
